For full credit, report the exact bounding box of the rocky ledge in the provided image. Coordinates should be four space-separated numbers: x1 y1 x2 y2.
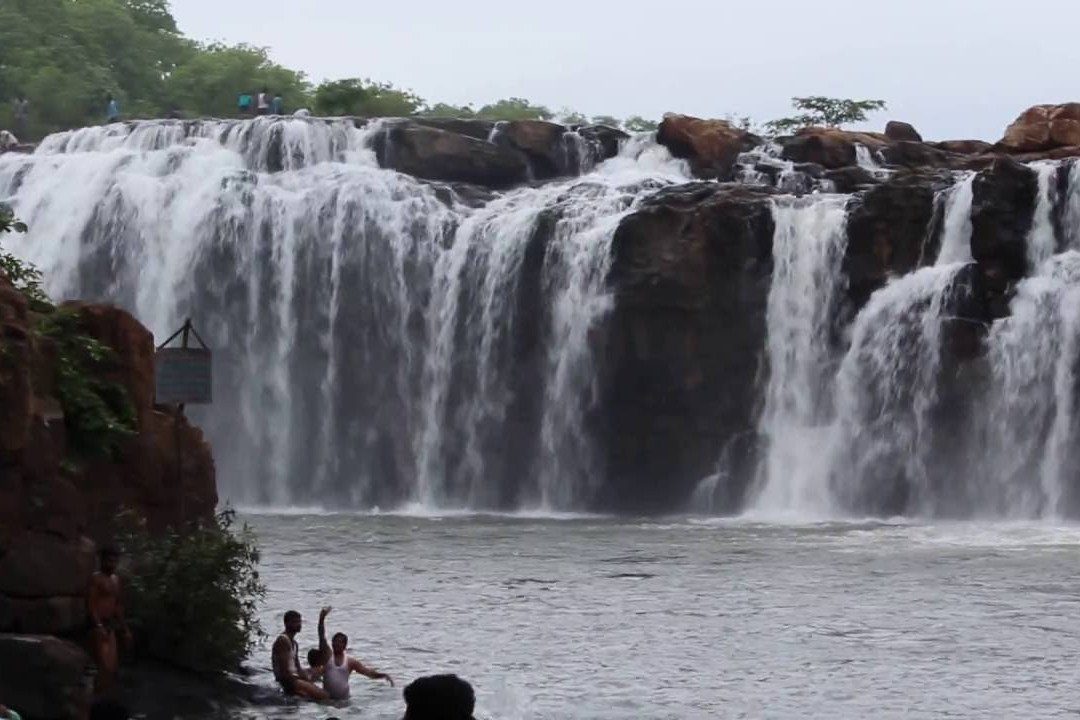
0 274 216 719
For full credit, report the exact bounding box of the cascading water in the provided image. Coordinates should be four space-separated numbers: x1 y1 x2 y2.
0 118 690 511
751 195 850 515
752 171 976 517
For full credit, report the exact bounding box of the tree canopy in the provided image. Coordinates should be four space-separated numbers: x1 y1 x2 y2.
765 96 887 135
0 0 658 139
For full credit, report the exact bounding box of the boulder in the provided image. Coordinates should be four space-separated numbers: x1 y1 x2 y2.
492 120 567 178
885 121 923 143
0 634 93 720
825 165 880 193
879 141 960 169
578 124 629 162
999 103 1080 152
374 122 529 188
933 139 993 156
780 127 888 169
656 114 762 179
599 183 776 513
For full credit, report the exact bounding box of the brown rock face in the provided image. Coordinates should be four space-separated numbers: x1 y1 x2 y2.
933 140 993 155
0 279 217 637
999 103 1080 152
780 127 889 169
885 121 923 143
656 114 762 179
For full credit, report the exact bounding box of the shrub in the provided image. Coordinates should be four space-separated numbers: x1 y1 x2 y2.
118 509 266 673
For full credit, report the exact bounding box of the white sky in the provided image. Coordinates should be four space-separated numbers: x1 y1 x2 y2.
171 0 1080 141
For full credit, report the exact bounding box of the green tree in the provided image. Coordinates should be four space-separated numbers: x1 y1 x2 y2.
558 110 588 126
623 115 658 132
765 96 887 135
422 102 477 119
313 78 423 117
166 43 311 118
475 97 553 122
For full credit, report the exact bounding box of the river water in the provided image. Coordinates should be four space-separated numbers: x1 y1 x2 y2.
242 513 1080 719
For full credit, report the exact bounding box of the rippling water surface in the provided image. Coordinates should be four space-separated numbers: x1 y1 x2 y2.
240 514 1080 719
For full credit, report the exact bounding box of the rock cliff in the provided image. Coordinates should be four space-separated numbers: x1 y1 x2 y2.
0 275 216 719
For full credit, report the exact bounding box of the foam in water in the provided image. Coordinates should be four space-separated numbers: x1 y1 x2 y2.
752 195 850 515
0 117 689 512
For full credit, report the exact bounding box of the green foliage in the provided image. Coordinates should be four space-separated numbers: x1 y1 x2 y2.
422 102 476 119
166 43 311 118
475 97 553 122
765 96 887 135
623 115 659 132
118 509 266 673
1 209 136 457
590 115 621 128
36 309 137 458
313 78 422 117
559 110 588 126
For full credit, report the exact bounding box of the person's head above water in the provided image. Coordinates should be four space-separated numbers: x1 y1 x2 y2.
402 675 475 720
99 545 120 574
307 647 323 668
283 610 302 634
331 631 348 654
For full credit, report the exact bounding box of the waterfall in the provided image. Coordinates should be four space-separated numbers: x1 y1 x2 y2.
752 195 850 515
1027 161 1059 269
936 173 975 264
0 117 690 511
976 254 1080 517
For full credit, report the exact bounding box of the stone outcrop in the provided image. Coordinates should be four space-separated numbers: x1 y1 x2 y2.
998 103 1080 152
779 127 889 168
0 275 217 718
372 118 625 187
885 120 923 143
656 114 762 179
599 183 776 513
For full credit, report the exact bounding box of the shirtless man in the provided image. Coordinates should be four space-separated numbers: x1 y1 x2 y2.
272 610 329 700
317 607 393 701
87 546 131 696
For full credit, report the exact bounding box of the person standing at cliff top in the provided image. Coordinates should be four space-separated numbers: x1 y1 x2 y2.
106 95 120 124
271 92 284 115
13 97 28 141
237 92 252 115
256 88 270 116
87 545 132 696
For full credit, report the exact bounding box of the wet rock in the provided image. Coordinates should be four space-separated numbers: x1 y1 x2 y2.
0 634 93 720
599 184 776 513
0 595 87 635
578 124 629 161
970 156 1038 314
933 139 992 155
374 122 529 188
0 275 33 455
844 170 953 309
492 120 568 178
412 117 495 141
885 120 923 143
825 165 880 194
656 114 762 179
780 127 888 169
879 141 959 169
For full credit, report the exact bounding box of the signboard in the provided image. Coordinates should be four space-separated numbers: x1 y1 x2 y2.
155 347 213 404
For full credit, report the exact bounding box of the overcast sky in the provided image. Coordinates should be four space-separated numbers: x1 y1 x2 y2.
171 0 1080 141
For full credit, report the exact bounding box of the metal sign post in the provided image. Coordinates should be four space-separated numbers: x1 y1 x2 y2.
155 319 213 526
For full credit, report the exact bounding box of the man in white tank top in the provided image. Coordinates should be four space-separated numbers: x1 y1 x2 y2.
318 608 394 701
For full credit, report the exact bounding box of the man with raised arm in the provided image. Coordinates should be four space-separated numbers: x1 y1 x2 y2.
271 610 329 701
317 607 394 701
